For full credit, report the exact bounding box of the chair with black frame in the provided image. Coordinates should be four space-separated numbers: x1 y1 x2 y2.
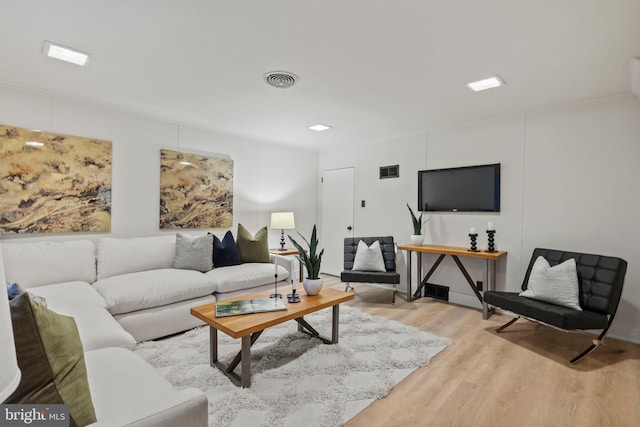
341 236 401 304
484 248 627 364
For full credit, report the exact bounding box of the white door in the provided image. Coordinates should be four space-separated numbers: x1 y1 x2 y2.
321 168 355 276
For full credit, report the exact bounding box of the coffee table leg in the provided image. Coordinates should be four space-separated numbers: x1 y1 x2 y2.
210 326 218 367
331 304 339 344
295 305 341 344
241 335 251 388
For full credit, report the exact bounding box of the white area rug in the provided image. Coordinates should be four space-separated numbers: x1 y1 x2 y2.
134 305 451 427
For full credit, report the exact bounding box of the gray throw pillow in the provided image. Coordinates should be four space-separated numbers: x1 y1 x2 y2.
173 233 214 272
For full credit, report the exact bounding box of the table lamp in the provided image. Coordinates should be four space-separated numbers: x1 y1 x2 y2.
270 212 295 251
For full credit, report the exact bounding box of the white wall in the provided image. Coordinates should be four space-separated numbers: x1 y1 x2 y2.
0 85 319 249
425 117 525 309
319 95 640 343
319 133 427 293
522 96 640 341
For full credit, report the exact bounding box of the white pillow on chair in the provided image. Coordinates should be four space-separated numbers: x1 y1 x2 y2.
519 256 582 311
352 240 386 272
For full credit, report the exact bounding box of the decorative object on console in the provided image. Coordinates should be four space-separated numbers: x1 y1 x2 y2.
0 124 112 234
407 203 428 245
486 222 496 252
289 225 324 296
237 224 270 263
270 212 296 251
159 148 233 229
468 227 479 252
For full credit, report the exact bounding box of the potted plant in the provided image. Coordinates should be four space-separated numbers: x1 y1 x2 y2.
407 203 426 245
288 225 325 295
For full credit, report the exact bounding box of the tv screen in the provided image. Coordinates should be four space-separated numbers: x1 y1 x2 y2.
418 163 500 212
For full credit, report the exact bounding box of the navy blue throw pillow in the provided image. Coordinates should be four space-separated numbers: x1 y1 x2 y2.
213 231 243 267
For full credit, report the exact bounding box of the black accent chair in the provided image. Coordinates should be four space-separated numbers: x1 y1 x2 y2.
341 236 401 303
484 248 627 364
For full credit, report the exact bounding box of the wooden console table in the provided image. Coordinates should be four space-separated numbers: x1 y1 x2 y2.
397 244 507 319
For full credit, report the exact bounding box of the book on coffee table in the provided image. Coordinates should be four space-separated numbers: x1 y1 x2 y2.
215 298 287 317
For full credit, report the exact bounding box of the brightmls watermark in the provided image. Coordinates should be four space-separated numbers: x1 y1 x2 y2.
0 405 69 426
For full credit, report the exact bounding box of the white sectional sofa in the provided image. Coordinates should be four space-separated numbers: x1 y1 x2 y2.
2 234 292 426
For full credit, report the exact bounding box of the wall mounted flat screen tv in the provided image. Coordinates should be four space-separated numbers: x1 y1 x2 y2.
418 163 501 212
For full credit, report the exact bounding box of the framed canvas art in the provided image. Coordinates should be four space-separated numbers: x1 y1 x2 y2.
159 149 233 229
0 125 112 234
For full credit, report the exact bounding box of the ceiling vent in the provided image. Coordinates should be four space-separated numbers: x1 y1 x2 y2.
264 71 299 89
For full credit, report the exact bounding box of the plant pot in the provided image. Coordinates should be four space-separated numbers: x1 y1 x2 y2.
410 234 424 245
303 278 323 296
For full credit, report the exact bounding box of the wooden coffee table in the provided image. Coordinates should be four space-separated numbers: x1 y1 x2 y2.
190 287 354 388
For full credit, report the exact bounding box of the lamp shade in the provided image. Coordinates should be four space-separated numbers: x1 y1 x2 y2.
0 241 21 403
270 212 295 230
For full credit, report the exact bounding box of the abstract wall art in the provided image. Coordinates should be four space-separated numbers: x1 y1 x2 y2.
159 149 233 229
0 124 112 234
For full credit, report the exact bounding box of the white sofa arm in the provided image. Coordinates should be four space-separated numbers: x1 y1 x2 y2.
270 253 295 280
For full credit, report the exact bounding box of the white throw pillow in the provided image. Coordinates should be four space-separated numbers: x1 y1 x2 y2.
519 256 582 311
352 240 386 272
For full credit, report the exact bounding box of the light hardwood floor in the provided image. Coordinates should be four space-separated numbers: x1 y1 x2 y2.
319 275 640 427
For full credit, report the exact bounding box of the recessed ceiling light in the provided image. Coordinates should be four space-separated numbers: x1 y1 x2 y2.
307 124 332 132
25 141 44 147
467 75 504 92
43 41 90 66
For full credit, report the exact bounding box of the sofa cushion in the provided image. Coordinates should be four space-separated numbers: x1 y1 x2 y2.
212 231 242 267
97 236 176 280
173 233 213 272
93 268 217 315
49 304 136 351
85 347 207 426
236 224 270 263
7 292 97 427
205 263 289 293
26 281 107 308
2 239 96 288
115 295 214 343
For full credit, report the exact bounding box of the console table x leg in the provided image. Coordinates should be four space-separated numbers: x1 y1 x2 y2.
413 253 446 299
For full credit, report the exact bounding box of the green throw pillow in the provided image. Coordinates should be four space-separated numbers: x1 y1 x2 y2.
7 292 97 427
236 224 270 263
